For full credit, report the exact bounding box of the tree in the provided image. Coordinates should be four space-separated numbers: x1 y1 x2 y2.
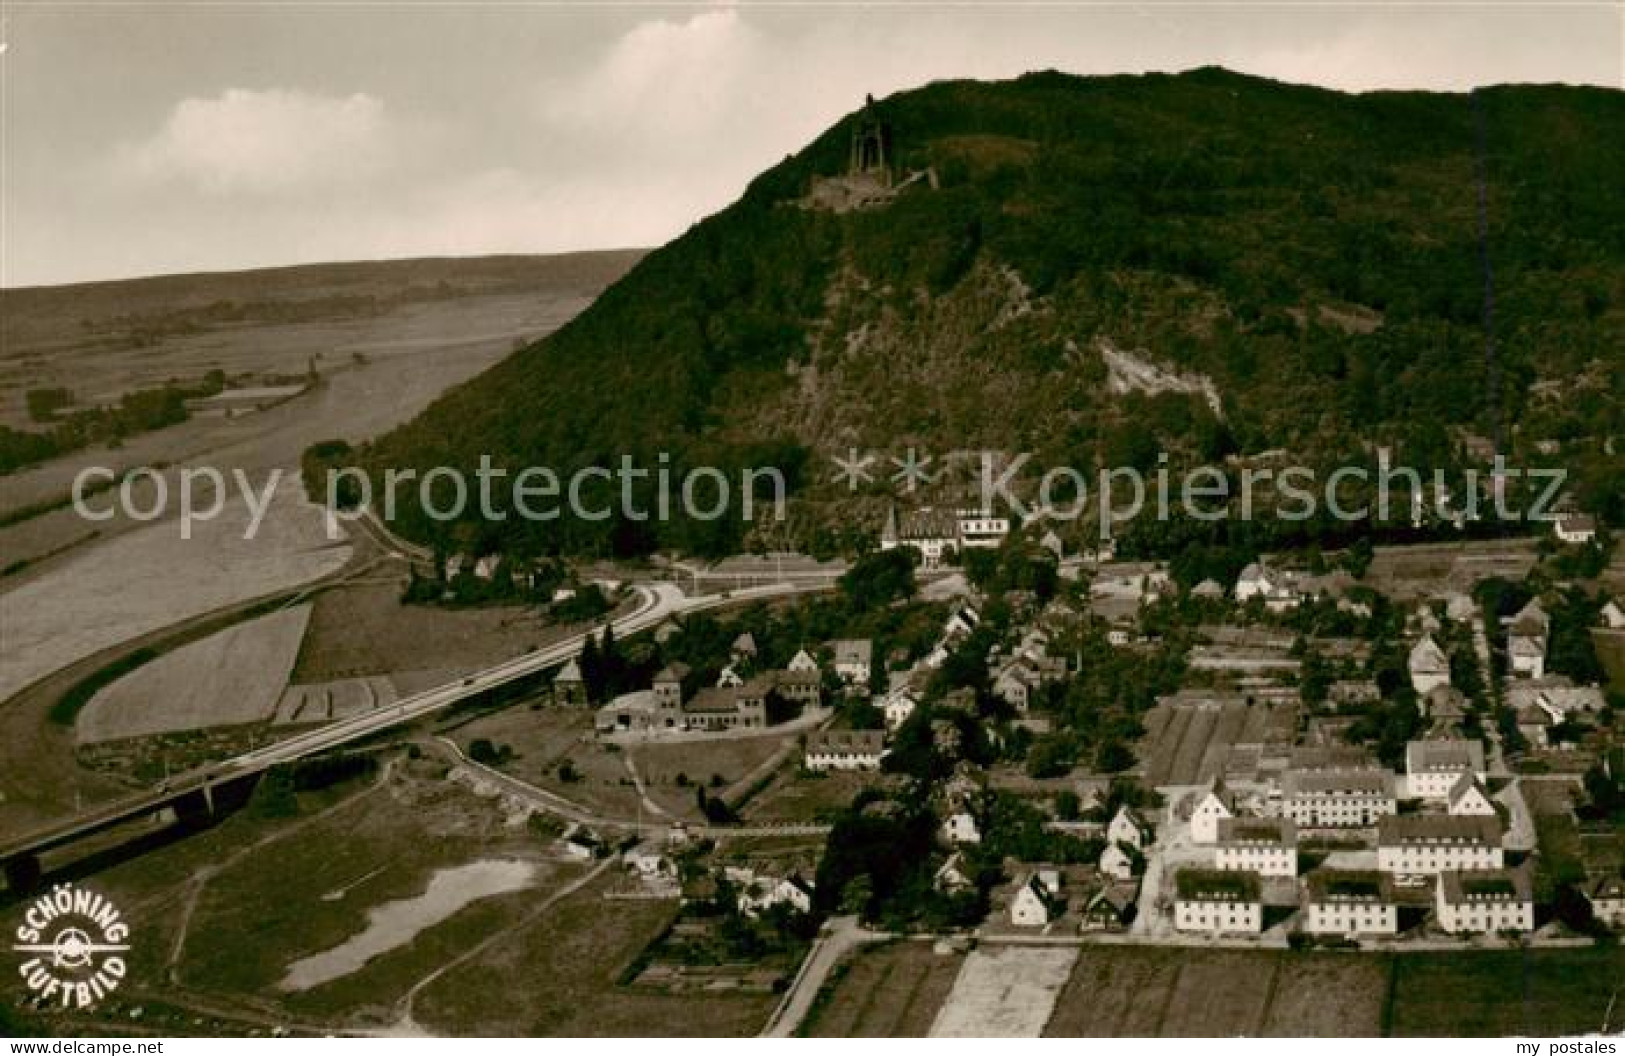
839 548 917 611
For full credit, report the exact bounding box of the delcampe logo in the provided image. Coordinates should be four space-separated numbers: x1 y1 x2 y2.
12 882 132 1009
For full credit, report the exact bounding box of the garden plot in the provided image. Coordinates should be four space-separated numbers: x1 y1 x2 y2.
928 946 1077 1037
77 603 311 743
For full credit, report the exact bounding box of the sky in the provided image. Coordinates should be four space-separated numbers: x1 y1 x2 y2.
2 2 1620 288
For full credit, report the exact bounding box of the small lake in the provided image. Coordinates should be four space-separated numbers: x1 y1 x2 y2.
279 859 537 992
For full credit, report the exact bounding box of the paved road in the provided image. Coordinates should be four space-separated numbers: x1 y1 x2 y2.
4 576 834 860
762 916 887 1037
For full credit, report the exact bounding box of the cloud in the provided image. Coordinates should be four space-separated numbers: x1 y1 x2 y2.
119 88 390 195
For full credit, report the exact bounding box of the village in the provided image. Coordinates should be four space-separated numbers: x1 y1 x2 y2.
500 497 1625 973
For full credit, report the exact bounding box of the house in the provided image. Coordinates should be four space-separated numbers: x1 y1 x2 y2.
1376 815 1503 876
473 553 501 581
805 730 886 771
443 553 470 580
1281 769 1396 827
882 686 920 731
1234 562 1301 611
935 853 974 894
1405 740 1487 800
1303 870 1398 937
787 648 820 674
1507 599 1550 679
1010 872 1062 927
1080 881 1139 931
1189 778 1236 844
731 632 758 663
1099 841 1137 881
1422 684 1469 723
716 664 745 689
1584 873 1625 928
683 679 771 732
1515 704 1555 748
1173 868 1263 934
1408 635 1451 695
730 868 816 917
1106 807 1152 851
1215 817 1298 878
1446 774 1497 817
1505 677 1608 725
1039 529 1065 560
552 658 587 707
880 506 966 570
1444 592 1478 623
1191 578 1226 601
595 690 664 733
1600 600 1625 631
992 661 1039 712
1435 868 1533 934
942 811 981 845
832 639 874 687
652 663 689 713
1554 511 1598 545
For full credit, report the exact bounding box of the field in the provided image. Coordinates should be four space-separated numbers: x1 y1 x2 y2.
410 869 774 1036
802 941 966 1037
929 945 1078 1036
77 603 311 743
1388 949 1623 1037
1033 945 1620 1037
743 768 880 824
1137 696 1296 786
1364 538 1539 603
449 708 648 822
290 579 576 685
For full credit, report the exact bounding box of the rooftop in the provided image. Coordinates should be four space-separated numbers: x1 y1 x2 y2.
1175 867 1260 903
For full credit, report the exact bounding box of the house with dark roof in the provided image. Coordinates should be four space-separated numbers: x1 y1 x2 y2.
1435 868 1533 934
1215 817 1298 877
1377 815 1503 876
1173 868 1262 934
1303 870 1398 937
805 729 886 771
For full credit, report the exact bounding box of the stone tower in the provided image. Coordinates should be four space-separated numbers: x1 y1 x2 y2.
848 94 892 186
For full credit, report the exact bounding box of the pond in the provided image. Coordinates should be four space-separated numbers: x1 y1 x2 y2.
279 858 537 992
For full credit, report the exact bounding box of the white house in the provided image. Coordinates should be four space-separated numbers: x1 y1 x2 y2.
942 811 981 845
1281 769 1396 828
1554 511 1597 545
882 687 920 731
804 730 886 772
732 870 815 917
1377 815 1503 877
1106 807 1152 851
1303 870 1398 937
1600 600 1625 631
992 661 1039 713
473 553 502 581
1507 599 1550 679
1099 841 1136 881
1408 635 1452 695
1435 868 1533 934
935 852 974 894
1010 872 1061 927
1173 869 1262 934
1234 562 1302 611
1215 817 1298 878
1189 778 1235 844
1446 774 1497 817
1405 739 1487 800
787 648 820 674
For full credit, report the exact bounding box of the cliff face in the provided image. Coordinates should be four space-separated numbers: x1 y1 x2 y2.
364 69 1625 554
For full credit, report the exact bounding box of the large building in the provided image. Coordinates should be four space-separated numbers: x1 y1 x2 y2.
1281 769 1396 828
1377 815 1503 877
1215 817 1298 878
880 505 1010 570
1303 870 1399 937
1435 868 1534 934
1172 868 1263 934
805 730 886 771
1405 739 1487 800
